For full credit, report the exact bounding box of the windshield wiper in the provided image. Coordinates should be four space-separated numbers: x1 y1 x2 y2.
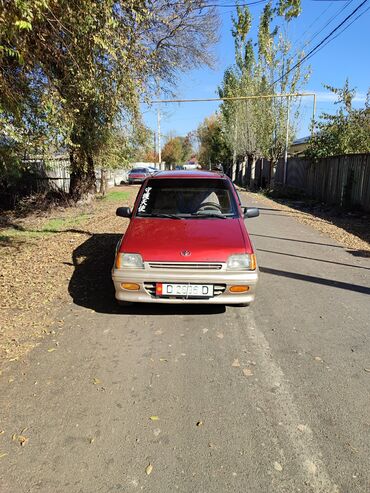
189 212 227 219
139 213 183 220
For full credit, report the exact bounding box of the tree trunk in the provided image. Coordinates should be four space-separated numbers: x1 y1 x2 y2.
250 155 256 190
232 149 237 182
99 168 108 196
241 156 247 187
269 159 278 189
69 149 96 202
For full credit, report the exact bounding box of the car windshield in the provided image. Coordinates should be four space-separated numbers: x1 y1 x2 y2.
136 178 238 218
131 168 147 173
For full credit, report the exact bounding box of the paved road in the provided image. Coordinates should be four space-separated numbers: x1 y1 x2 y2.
1 193 369 493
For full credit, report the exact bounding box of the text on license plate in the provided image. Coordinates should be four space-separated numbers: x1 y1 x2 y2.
156 283 214 297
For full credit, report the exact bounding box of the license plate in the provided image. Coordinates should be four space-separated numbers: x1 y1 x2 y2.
156 283 214 297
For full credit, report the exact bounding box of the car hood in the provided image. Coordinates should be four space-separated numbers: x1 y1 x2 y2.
121 218 251 262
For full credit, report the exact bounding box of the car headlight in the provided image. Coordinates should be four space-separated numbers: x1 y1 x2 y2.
226 254 256 271
115 253 144 269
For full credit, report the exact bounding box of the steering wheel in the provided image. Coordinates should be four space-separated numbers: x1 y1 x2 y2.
197 202 223 212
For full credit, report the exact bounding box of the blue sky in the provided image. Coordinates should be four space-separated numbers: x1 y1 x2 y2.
142 0 370 144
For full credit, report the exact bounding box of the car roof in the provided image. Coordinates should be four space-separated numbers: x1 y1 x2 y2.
150 170 227 179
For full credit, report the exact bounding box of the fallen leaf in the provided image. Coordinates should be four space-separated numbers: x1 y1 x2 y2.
196 421 203 427
274 461 283 472
232 358 240 368
243 368 253 377
0 453 8 459
364 368 370 373
154 330 163 335
47 348 56 353
89 437 95 444
216 333 224 339
18 435 28 446
159 358 168 362
297 424 308 432
153 428 161 437
150 416 159 421
93 378 101 385
146 463 153 475
314 356 322 362
0 430 4 435
202 328 208 334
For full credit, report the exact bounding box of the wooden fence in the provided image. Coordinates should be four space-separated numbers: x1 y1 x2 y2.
234 153 370 212
23 155 131 193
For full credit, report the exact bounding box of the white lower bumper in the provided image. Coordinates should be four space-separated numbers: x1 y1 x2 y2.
112 268 258 304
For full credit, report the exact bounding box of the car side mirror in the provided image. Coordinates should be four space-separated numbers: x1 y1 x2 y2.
243 207 259 219
116 207 132 218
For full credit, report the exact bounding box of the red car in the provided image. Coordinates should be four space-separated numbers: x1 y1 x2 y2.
112 170 259 305
127 167 152 184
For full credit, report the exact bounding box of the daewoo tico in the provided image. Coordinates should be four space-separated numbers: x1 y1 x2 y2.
112 171 259 305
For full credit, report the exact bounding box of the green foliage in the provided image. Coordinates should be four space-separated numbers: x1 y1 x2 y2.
218 1 308 176
197 114 232 167
277 0 301 20
162 135 194 165
307 81 370 160
0 1 219 199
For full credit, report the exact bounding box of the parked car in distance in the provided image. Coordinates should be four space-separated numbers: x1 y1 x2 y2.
112 170 259 306
147 166 159 174
127 167 152 184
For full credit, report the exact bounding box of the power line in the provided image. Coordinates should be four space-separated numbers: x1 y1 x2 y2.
296 1 335 42
200 0 266 7
270 0 369 87
295 0 355 50
304 4 370 55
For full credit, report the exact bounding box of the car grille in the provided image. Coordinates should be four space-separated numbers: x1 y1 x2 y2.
148 262 223 270
144 283 226 298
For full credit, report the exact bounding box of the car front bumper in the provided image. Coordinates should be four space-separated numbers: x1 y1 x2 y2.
128 177 146 183
112 266 258 304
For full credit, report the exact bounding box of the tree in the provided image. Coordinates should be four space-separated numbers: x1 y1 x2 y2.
162 136 194 166
218 1 309 185
197 114 232 169
0 1 219 200
307 81 370 160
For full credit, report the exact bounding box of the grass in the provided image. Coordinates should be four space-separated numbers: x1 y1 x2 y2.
42 213 90 232
0 213 90 241
100 190 130 202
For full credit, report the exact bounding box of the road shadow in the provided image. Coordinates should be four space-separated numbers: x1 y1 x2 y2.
257 248 370 271
265 198 370 252
259 266 370 295
346 249 370 258
68 233 226 315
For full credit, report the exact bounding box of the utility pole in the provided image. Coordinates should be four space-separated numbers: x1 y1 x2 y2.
283 96 291 185
232 111 238 182
157 107 161 169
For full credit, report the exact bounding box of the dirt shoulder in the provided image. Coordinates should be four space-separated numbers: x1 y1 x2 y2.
0 186 137 367
248 192 370 257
